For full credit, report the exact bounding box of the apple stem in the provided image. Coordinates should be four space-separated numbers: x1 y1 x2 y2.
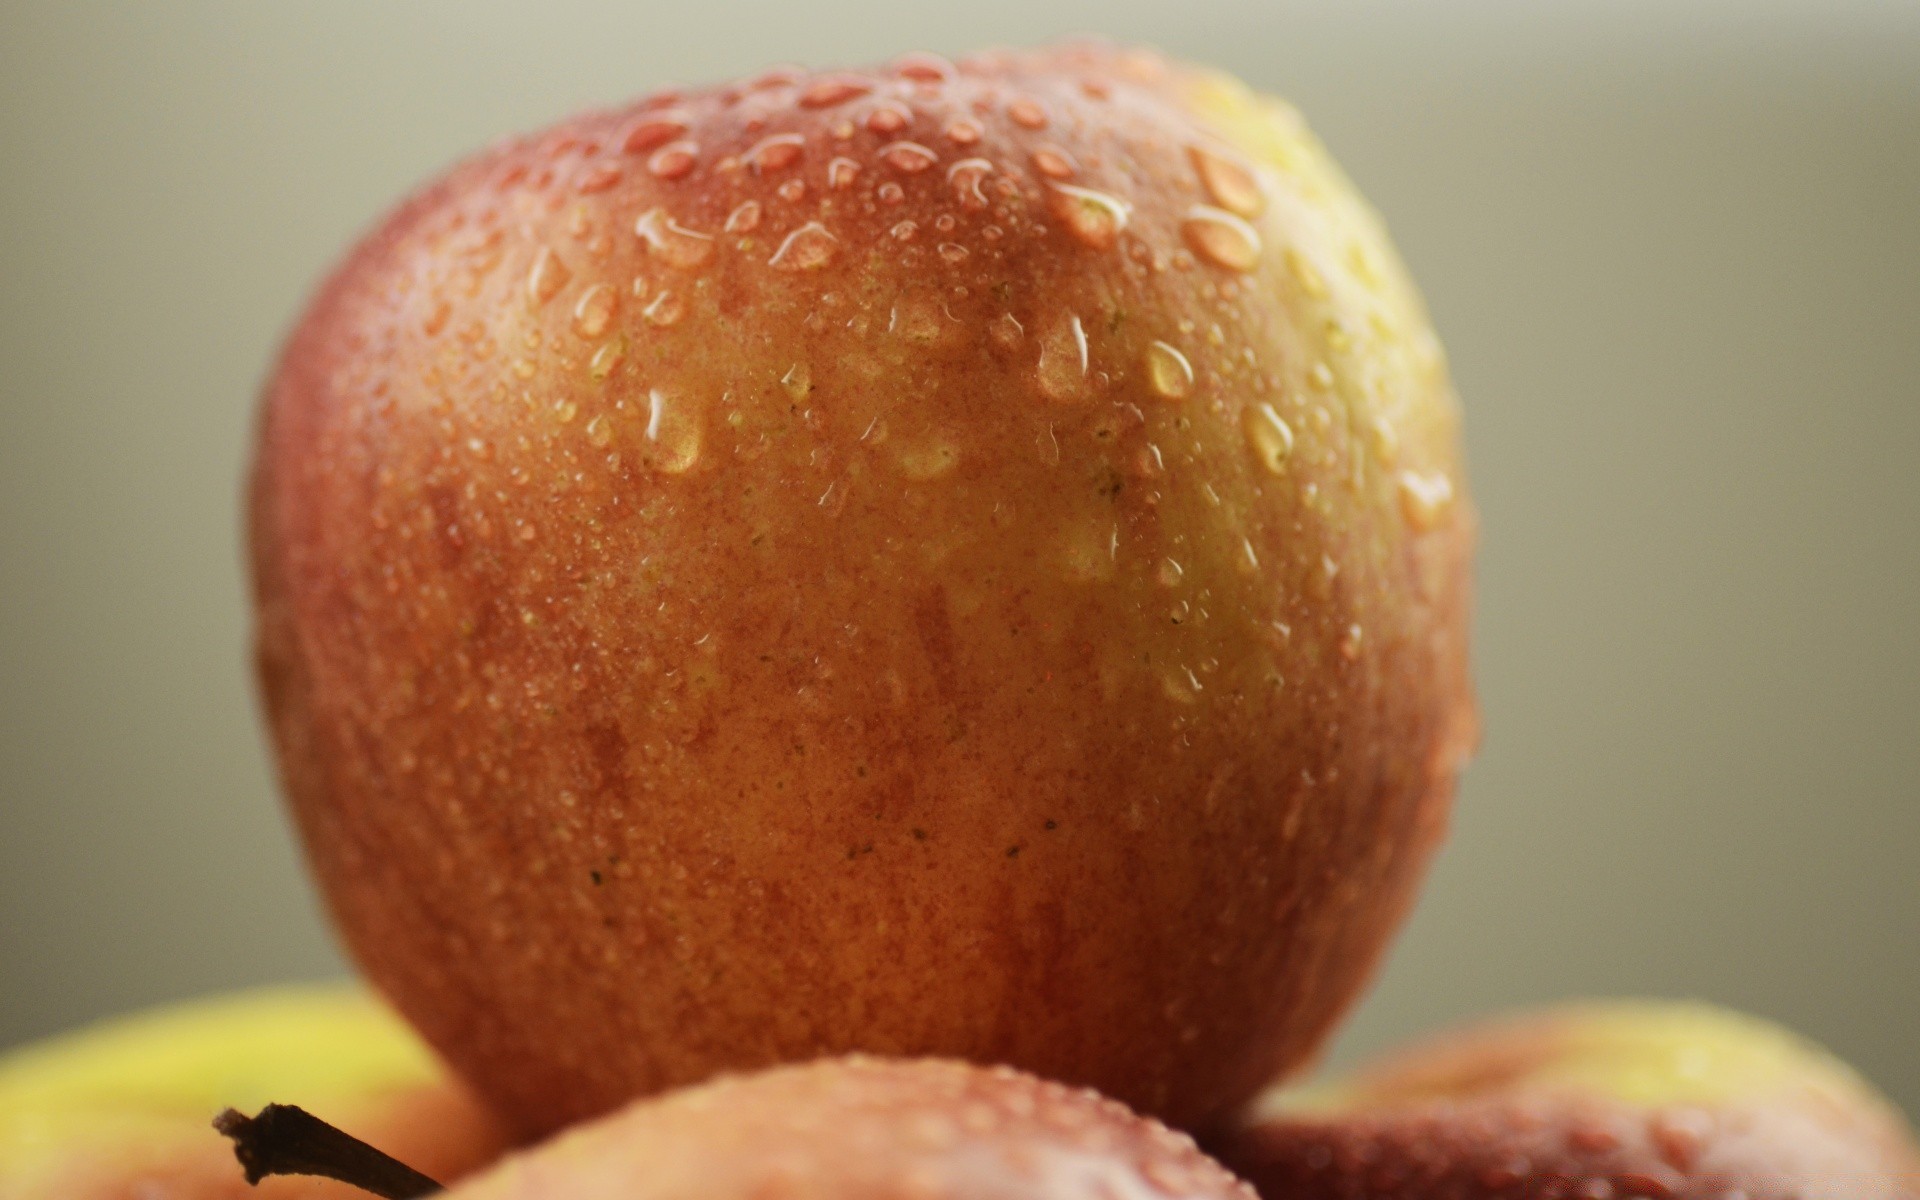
213 1103 443 1199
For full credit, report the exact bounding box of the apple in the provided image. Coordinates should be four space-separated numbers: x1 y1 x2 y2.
443 1056 1255 1200
1217 1001 1920 1199
249 41 1475 1137
0 985 506 1200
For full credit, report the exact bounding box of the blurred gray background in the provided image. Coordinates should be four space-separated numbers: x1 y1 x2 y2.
3 0 1916 1113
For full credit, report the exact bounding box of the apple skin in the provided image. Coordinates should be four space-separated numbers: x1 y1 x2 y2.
1216 1001 1920 1200
0 985 507 1200
250 42 1475 1137
445 1056 1256 1200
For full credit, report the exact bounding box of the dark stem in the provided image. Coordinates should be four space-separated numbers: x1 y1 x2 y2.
213 1104 444 1199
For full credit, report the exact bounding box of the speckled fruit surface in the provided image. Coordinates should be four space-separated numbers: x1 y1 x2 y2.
447 1056 1256 1200
250 41 1475 1137
0 986 506 1200
1218 1002 1920 1200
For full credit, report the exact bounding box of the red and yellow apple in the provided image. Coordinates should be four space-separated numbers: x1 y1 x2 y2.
1217 1001 1920 1199
0 985 505 1200
444 1056 1254 1200
249 42 1475 1136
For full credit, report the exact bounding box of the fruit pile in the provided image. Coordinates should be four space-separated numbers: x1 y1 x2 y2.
3 41 1913 1200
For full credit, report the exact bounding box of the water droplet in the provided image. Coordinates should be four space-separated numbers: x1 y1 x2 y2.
937 242 969 264
769 221 838 271
828 156 861 189
991 312 1024 348
1309 361 1336 390
1340 624 1364 660
1049 185 1131 250
877 182 905 205
776 178 806 203
1397 470 1455 530
634 207 715 267
1062 525 1117 583
554 398 579 423
644 388 701 473
647 141 699 180
798 76 871 108
1035 422 1060 465
1007 98 1048 129
1156 558 1185 587
589 340 624 380
1182 205 1261 271
879 140 938 173
1031 145 1077 180
945 118 982 146
623 114 689 154
572 283 617 338
586 414 613 447
1239 537 1260 574
725 200 763 233
1036 314 1089 402
781 361 811 400
892 52 955 83
1144 341 1193 399
866 103 911 136
896 439 961 481
747 132 805 173
891 220 919 242
527 246 570 305
1242 404 1294 473
574 160 623 194
1188 144 1265 218
643 290 685 327
947 157 994 209
1368 415 1399 464
1284 247 1328 299
1162 668 1202 704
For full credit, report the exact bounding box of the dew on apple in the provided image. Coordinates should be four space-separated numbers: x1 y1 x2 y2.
937 241 969 264
1182 205 1261 272
798 76 871 109
1188 144 1264 218
635 207 716 268
1242 403 1295 473
1035 313 1090 401
643 289 685 326
776 178 806 203
643 389 702 473
1032 146 1077 180
1397 469 1455 530
646 140 699 180
1144 340 1194 400
1007 97 1049 129
895 438 961 481
944 117 982 146
827 155 861 188
747 132 805 174
589 341 624 380
879 140 938 173
1283 247 1328 299
947 157 994 208
572 283 617 338
866 102 911 135
1048 184 1131 251
769 221 837 270
527 246 570 304
725 200 763 233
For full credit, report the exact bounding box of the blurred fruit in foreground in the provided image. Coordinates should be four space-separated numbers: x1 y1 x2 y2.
0 986 505 1200
251 40 1474 1137
1217 1001 1920 1200
444 1056 1254 1200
